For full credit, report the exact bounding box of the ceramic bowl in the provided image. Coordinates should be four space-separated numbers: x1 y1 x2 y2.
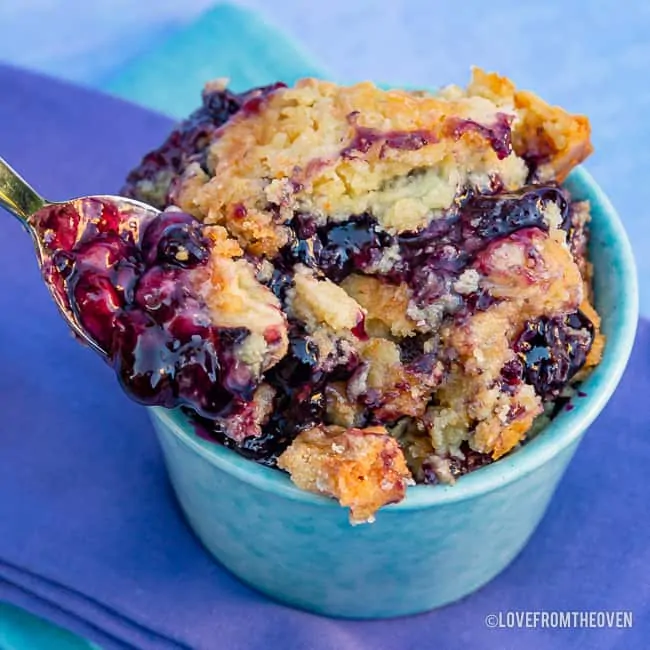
148 166 638 618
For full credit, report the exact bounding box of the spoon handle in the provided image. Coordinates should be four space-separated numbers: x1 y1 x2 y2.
0 156 47 222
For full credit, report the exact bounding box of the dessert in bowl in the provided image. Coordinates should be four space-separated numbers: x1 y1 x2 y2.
32 68 637 616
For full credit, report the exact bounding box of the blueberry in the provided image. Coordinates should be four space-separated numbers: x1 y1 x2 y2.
460 185 567 244
173 336 235 416
135 266 184 320
201 88 243 124
140 211 210 268
74 234 133 271
72 272 122 351
112 309 176 406
512 311 594 399
33 203 80 252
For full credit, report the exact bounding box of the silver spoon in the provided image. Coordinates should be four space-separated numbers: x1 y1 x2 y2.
0 155 160 356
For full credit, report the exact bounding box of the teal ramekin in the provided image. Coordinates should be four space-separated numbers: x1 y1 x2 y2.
148 166 638 618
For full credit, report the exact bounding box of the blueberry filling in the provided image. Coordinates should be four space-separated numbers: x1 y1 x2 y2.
260 328 360 462
195 326 344 466
33 200 257 418
276 184 569 309
270 184 576 388
445 113 514 160
341 112 513 160
193 413 296 468
459 183 566 244
341 119 436 159
120 84 284 209
395 184 568 312
278 213 393 283
37 177 592 472
265 340 326 432
508 311 594 399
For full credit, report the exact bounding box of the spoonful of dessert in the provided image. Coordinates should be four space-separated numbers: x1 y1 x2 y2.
0 155 161 357
0 156 288 426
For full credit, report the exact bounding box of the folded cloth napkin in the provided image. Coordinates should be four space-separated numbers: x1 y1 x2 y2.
101 4 328 119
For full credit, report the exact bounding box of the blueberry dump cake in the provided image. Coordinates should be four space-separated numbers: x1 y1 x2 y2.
42 69 605 523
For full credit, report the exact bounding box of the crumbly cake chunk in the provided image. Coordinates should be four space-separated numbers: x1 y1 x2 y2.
286 264 364 335
277 425 413 523
429 228 585 458
341 275 418 337
121 69 603 523
191 226 289 375
351 337 443 421
443 68 593 182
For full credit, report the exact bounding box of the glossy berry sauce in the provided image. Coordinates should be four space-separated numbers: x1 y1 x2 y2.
282 213 394 283
341 111 513 161
194 322 361 466
510 311 594 399
32 199 256 418
271 181 594 407
279 184 568 313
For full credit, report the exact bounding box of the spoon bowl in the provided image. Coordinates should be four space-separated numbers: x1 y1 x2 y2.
0 156 160 356
0 155 262 420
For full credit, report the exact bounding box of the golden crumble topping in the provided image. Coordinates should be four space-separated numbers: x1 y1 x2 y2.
277 425 413 523
445 68 593 182
286 264 364 334
341 275 418 337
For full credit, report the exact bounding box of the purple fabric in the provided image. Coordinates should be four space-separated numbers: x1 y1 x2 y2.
0 63 648 650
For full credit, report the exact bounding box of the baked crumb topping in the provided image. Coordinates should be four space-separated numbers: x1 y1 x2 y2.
277 424 413 523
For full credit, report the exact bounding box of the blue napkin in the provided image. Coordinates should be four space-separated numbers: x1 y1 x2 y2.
102 4 328 119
